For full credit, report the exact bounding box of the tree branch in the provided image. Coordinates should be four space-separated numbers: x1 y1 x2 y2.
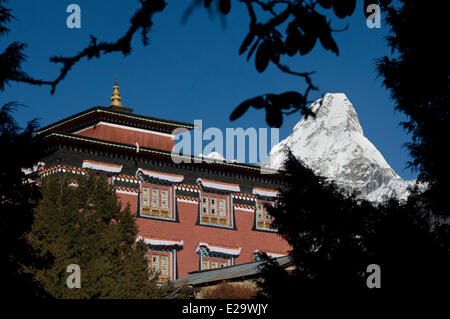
10 0 166 94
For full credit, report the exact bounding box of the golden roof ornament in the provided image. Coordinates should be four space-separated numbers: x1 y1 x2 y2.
110 77 123 107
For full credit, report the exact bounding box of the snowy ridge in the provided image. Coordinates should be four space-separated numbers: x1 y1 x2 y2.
269 93 415 202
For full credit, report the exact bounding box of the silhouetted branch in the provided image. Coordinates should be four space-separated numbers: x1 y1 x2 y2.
10 0 166 94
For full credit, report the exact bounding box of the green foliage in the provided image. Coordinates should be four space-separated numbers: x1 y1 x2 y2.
0 102 47 298
28 172 163 298
258 151 449 297
258 0 449 297
258 151 375 295
376 0 449 218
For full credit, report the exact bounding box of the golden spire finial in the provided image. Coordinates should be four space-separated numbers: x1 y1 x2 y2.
110 77 123 107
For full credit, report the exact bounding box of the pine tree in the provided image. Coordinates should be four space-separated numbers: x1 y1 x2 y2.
376 0 449 217
0 102 48 298
257 152 449 298
257 151 375 298
28 172 163 298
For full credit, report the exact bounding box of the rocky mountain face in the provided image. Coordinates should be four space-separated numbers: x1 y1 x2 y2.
268 93 415 202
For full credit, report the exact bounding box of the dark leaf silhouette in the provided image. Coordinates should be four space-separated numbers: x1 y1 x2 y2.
270 50 280 64
246 39 260 61
285 23 301 56
333 0 356 18
295 8 316 34
218 0 231 15
264 93 279 105
230 96 266 121
239 31 255 55
231 91 308 125
319 32 339 55
380 0 392 6
250 96 266 109
204 0 213 9
278 91 306 109
265 104 283 128
255 40 272 73
299 33 317 55
318 0 333 9
230 99 253 121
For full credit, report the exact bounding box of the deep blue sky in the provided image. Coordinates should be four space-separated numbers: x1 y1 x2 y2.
1 0 415 180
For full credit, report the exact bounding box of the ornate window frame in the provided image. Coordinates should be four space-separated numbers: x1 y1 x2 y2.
196 243 238 270
252 187 279 232
200 256 232 270
199 191 232 228
136 168 183 221
196 178 239 229
148 250 172 281
138 235 183 282
254 199 277 232
140 183 175 220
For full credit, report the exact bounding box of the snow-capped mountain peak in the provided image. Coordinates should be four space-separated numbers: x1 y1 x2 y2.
269 93 414 202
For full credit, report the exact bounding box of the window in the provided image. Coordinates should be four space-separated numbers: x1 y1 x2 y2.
147 251 172 282
200 256 231 270
255 201 276 231
200 193 230 227
141 184 172 219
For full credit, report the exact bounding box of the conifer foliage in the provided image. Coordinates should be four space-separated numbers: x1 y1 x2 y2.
257 151 375 296
376 0 450 218
257 152 449 297
0 103 47 298
28 172 162 298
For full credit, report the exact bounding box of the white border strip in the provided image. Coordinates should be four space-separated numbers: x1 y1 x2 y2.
74 121 175 138
137 168 184 183
82 160 122 173
137 235 184 247
197 178 240 192
252 188 279 198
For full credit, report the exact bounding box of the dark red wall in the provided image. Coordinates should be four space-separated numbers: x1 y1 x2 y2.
76 123 174 151
117 193 291 279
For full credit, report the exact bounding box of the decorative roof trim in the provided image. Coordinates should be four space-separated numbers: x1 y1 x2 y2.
41 165 87 176
196 178 240 193
252 187 280 198
176 184 201 192
37 107 194 135
42 132 280 174
22 162 45 175
114 174 141 183
232 192 257 201
196 242 241 257
73 121 176 138
82 160 123 173
137 168 184 183
137 235 184 247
